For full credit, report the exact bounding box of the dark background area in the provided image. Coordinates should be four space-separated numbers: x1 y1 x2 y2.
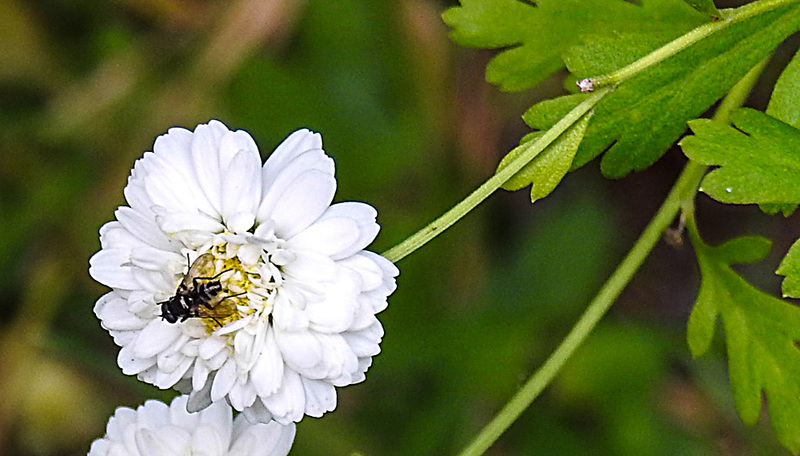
0 0 798 454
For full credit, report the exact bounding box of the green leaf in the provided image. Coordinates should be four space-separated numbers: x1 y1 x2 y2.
777 239 800 298
680 108 800 205
688 233 800 453
767 48 800 129
497 113 591 202
524 94 586 131
564 31 693 77
758 202 797 217
682 0 721 18
442 0 707 92
524 4 800 178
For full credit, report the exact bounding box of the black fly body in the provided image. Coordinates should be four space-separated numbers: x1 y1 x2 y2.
159 253 243 326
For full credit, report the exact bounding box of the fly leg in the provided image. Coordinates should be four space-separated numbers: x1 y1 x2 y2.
191 268 234 290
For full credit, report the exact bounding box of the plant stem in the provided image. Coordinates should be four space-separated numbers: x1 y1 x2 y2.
384 0 795 263
455 56 768 456
382 89 609 263
589 0 798 89
455 160 706 456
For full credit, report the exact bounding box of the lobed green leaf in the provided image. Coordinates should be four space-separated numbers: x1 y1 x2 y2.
758 203 797 216
688 233 800 453
682 0 722 18
442 0 707 92
524 4 800 178
767 47 800 129
680 108 800 205
496 113 591 202
778 239 800 298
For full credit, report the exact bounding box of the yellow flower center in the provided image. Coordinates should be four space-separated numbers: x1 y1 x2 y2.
197 249 257 331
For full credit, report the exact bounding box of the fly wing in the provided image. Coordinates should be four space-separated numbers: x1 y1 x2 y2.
180 253 218 292
193 293 240 321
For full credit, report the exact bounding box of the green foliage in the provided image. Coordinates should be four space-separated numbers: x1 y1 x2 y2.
682 0 721 18
446 0 800 180
680 108 800 205
442 0 706 91
767 48 800 129
688 234 800 453
9 0 800 454
778 240 800 298
449 1 800 454
757 203 797 216
524 4 800 178
447 1 800 453
496 113 591 202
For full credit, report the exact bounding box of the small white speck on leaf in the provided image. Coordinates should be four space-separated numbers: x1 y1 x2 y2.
577 78 594 92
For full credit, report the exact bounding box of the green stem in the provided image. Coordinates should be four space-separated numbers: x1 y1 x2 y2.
455 55 768 456
455 161 706 456
382 88 609 263
589 0 798 89
385 0 795 263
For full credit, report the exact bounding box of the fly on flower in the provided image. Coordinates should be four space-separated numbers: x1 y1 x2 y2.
159 253 243 326
89 120 399 424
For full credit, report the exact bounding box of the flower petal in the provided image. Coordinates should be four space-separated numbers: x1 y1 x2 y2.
198 336 228 360
168 395 200 429
280 249 337 286
154 208 225 235
154 355 193 389
339 252 387 291
189 121 228 214
250 326 283 397
150 126 218 217
220 145 262 226
187 372 215 413
261 169 336 239
240 399 273 424
94 292 150 331
261 129 323 186
228 381 258 411
191 424 226 456
274 329 323 372
133 320 182 359
135 426 187 456
89 249 137 290
342 320 384 357
231 419 296 456
301 377 337 417
290 202 380 260
118 343 154 375
261 368 305 424
141 155 213 218
288 215 360 259
271 294 310 331
115 206 175 252
211 358 237 402
305 285 359 333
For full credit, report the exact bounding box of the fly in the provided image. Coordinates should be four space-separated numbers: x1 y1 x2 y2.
159 253 242 326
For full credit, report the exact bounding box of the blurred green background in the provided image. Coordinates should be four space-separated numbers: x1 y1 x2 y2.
1 0 798 455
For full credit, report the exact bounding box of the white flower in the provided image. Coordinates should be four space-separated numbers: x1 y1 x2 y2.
88 395 296 456
90 120 398 424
